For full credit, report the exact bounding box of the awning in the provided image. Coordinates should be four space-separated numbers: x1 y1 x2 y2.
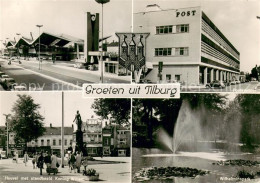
86 144 102 148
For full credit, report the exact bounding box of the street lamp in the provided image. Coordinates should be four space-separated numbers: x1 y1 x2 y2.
3 114 11 158
95 0 110 83
16 33 21 63
36 25 43 70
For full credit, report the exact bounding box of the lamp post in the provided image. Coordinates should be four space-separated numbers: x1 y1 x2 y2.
3 114 11 158
36 25 43 70
16 33 21 63
95 0 110 83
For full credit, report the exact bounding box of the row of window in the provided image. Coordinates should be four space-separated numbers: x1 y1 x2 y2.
155 47 189 56
156 24 189 34
37 139 72 146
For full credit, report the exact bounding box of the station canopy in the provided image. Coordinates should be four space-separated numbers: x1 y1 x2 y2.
32 32 84 47
14 36 34 48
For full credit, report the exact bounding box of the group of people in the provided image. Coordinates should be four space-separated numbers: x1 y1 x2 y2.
31 151 58 175
12 150 89 175
67 151 88 174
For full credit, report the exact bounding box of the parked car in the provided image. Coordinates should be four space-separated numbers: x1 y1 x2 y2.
0 72 5 77
230 80 236 85
206 80 225 88
2 78 16 90
0 74 10 83
235 80 241 84
223 80 231 86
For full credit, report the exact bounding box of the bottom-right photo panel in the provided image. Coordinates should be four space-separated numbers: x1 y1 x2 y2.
132 93 260 183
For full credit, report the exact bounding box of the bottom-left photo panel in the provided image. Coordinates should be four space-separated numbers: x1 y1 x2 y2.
0 91 131 183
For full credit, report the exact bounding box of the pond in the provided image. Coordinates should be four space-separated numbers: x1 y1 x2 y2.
132 148 260 183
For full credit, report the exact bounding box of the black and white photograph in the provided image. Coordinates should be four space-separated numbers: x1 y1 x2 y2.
131 0 260 92
0 92 131 182
0 0 132 91
132 94 260 182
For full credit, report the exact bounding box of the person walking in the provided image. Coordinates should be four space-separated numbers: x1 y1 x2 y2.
75 151 82 173
38 152 44 175
32 153 36 169
15 151 18 164
23 151 29 166
44 152 51 169
51 152 58 170
69 153 76 173
35 152 39 169
82 157 88 172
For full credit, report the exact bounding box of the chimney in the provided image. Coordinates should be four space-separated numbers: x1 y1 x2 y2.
30 32 34 41
50 123 52 128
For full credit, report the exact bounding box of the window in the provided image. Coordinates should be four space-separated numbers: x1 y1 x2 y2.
166 75 171 82
59 139 61 146
47 139 50 146
176 24 189 33
53 139 56 146
175 75 181 82
41 139 44 146
156 25 173 34
65 140 67 146
175 47 189 56
155 48 172 56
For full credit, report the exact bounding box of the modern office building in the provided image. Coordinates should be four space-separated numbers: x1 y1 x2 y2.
134 4 240 85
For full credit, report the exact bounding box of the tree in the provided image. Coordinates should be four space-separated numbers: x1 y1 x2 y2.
235 94 260 149
250 65 259 81
9 94 45 150
91 98 131 125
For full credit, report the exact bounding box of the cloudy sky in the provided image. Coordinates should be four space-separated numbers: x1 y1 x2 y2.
0 0 259 72
0 91 98 127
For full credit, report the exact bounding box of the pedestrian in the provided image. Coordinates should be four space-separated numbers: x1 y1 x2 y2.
51 152 58 169
32 153 36 169
38 152 44 175
44 152 51 169
75 151 82 173
23 151 29 166
35 152 39 169
82 157 88 172
69 153 76 173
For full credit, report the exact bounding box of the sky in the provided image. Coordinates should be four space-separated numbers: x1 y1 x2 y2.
0 91 98 127
0 0 259 72
0 0 132 45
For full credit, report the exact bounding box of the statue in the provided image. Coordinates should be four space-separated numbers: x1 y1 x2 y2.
73 110 82 131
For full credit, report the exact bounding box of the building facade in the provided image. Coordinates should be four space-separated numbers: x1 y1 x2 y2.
133 4 240 85
27 125 73 155
81 119 103 156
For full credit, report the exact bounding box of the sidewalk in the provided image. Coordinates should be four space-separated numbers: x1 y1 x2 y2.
0 157 131 183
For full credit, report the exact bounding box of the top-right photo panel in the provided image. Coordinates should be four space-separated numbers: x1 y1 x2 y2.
131 0 260 92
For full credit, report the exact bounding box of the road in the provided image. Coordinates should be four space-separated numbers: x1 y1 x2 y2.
0 58 130 91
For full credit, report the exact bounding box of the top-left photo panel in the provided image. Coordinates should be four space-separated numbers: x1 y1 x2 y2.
0 0 132 91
